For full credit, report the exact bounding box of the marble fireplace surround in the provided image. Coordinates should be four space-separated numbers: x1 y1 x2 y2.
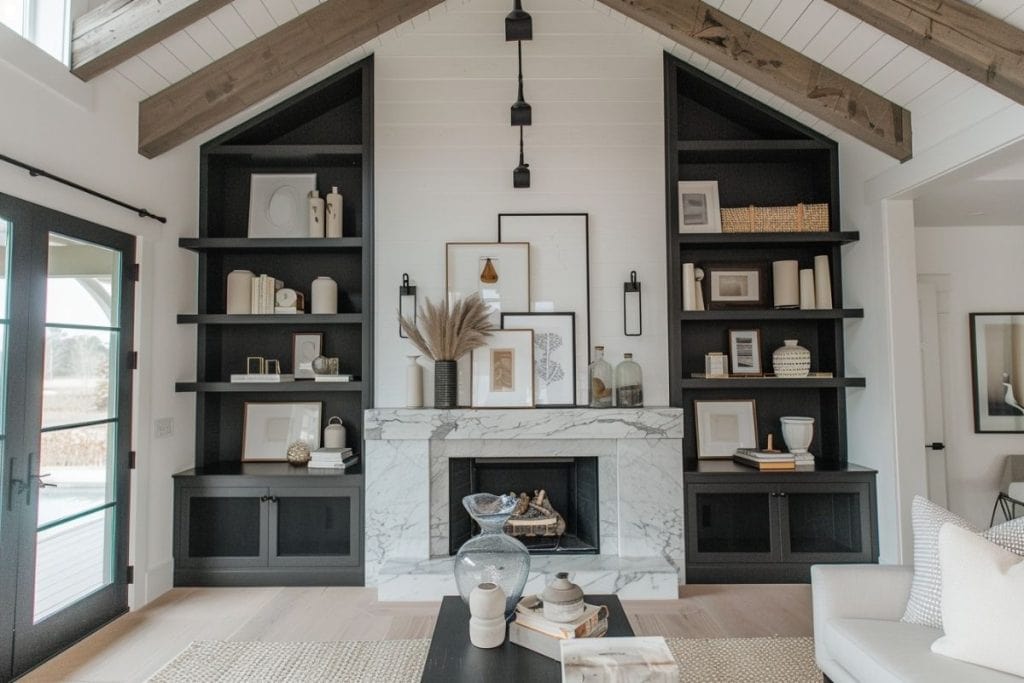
364 408 685 600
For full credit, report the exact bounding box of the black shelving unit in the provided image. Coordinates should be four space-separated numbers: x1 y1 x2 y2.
664 53 877 583
173 57 373 587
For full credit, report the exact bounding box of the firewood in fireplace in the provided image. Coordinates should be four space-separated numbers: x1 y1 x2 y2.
505 489 567 537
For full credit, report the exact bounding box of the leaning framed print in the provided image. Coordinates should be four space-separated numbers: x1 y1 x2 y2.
705 263 768 309
242 401 322 461
498 213 590 402
471 329 535 408
694 399 758 460
677 180 721 233
445 242 530 327
970 313 1024 433
502 312 576 407
248 173 317 238
292 332 323 379
728 328 763 376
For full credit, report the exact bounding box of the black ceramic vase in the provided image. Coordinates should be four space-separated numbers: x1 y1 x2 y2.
434 360 458 409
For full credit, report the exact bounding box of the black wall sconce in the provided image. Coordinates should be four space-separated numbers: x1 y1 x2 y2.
624 270 642 336
399 273 417 338
505 0 532 41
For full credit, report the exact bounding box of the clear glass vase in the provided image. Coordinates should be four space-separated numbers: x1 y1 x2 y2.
614 353 644 407
454 493 531 619
588 346 613 408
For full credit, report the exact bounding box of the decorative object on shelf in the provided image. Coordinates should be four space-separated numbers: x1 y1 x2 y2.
499 213 590 402
694 267 705 310
542 572 585 623
399 294 494 410
682 263 697 311
242 401 322 462
308 189 325 238
469 582 507 649
286 440 312 466
511 41 531 126
706 264 767 309
292 332 323 379
446 242 530 327
705 352 728 378
232 357 291 383
780 416 814 455
226 270 255 314
274 287 304 314
623 271 642 336
799 268 816 310
814 255 833 309
721 202 828 233
310 275 338 314
398 273 416 338
677 180 721 233
454 493 530 619
513 126 530 189
250 274 279 314
325 186 343 238
323 416 346 449
728 329 763 376
588 346 613 408
504 0 532 41
694 399 758 460
772 260 800 309
406 355 423 408
614 353 643 408
773 339 812 378
969 313 1024 433
471 329 535 408
502 312 576 407
311 355 340 376
248 173 317 238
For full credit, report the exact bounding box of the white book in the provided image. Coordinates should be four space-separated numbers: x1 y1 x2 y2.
561 637 678 682
313 375 354 383
229 374 295 383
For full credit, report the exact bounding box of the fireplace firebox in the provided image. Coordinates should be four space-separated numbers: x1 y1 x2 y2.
449 457 599 555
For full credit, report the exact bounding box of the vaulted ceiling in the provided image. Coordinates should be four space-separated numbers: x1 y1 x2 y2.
75 0 1024 159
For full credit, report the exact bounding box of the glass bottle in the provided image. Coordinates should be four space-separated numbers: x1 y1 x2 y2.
588 346 613 408
615 353 644 407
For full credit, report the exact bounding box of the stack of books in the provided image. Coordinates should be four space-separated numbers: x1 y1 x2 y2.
307 448 358 470
229 373 293 383
250 274 278 314
733 448 796 471
509 597 609 661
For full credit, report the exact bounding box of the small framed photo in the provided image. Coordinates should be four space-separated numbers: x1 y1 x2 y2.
705 352 728 378
502 312 576 407
677 181 721 233
248 173 317 238
728 329 763 376
471 329 535 408
706 264 767 309
970 313 1024 433
242 401 322 461
695 399 758 460
292 332 323 379
445 242 530 327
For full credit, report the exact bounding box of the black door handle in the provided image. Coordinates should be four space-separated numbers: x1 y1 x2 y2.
925 442 945 450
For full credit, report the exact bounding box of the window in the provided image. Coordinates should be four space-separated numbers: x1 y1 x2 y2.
0 0 69 64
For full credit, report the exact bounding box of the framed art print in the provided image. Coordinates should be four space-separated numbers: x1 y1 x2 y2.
242 401 322 461
445 242 530 326
705 264 767 309
694 399 758 459
677 181 721 233
728 329 763 376
471 329 534 408
292 332 323 379
248 173 317 238
970 313 1024 433
502 312 576 407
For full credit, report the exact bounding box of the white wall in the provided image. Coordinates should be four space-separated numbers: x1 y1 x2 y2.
915 224 1024 528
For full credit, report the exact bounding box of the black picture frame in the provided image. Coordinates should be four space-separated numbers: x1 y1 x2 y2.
704 263 768 310
969 312 1024 433
501 311 577 408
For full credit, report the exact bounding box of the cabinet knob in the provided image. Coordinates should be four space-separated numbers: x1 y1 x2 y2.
779 492 787 497
259 495 269 502
269 495 278 503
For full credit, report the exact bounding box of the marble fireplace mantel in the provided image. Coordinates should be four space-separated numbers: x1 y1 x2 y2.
363 408 685 600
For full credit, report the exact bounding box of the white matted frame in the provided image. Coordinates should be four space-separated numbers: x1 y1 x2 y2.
242 401 322 461
471 329 535 408
498 213 590 403
677 180 721 233
728 328 763 376
445 242 530 327
694 399 758 459
292 332 323 379
248 173 317 238
502 312 576 407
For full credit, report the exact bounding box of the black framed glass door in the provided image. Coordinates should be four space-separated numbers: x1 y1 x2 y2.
0 193 135 680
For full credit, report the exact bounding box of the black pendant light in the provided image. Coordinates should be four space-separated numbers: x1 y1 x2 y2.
505 0 532 41
513 127 530 188
511 41 532 126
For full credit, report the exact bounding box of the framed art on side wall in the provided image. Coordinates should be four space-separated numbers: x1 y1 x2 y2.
248 173 317 238
242 402 322 461
705 264 767 309
677 181 721 233
502 312 576 407
292 332 323 379
694 399 758 459
471 329 535 408
970 313 1024 433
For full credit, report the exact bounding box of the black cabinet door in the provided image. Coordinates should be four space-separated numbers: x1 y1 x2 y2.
267 485 361 568
686 483 780 563
177 487 268 569
777 482 873 563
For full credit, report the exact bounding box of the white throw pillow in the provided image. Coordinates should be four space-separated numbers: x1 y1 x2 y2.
931 524 1024 678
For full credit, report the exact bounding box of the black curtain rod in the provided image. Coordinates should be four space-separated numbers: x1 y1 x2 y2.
0 153 167 224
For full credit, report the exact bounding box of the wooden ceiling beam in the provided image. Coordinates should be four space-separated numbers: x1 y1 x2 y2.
597 0 913 161
137 0 442 158
823 0 1024 107
72 0 233 81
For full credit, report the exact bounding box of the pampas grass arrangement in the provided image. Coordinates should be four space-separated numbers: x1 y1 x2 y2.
399 294 494 361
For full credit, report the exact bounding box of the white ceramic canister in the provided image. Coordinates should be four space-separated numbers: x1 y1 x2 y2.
308 190 325 238
323 416 346 449
469 582 506 648
226 270 255 314
326 186 343 238
780 416 815 454
311 276 338 314
773 339 811 378
541 572 585 623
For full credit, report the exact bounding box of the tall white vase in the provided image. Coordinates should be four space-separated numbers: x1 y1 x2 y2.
814 255 833 309
308 190 325 238
469 582 506 648
406 355 424 408
311 276 338 314
226 270 255 314
326 186 343 238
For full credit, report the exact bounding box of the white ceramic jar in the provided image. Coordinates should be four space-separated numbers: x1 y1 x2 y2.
311 276 338 314
469 582 506 648
226 270 255 314
541 572 585 623
326 186 343 238
772 339 811 378
323 416 346 449
781 417 814 454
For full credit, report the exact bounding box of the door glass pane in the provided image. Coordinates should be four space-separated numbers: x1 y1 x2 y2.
276 496 351 556
0 219 9 537
42 328 118 428
45 234 120 328
695 492 772 554
787 492 863 554
188 497 262 558
37 423 114 526
34 507 114 623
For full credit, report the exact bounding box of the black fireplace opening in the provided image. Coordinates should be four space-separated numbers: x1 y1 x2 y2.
449 457 600 556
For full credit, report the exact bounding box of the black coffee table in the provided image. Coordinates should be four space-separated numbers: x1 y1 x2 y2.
420 594 635 682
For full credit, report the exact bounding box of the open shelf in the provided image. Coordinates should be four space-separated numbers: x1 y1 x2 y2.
176 381 363 393
179 237 363 252
678 139 831 152
205 144 363 162
679 309 863 321
177 314 363 325
680 377 865 389
677 231 858 247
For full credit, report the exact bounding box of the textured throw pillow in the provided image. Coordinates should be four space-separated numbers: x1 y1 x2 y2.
931 524 1024 678
901 496 1024 628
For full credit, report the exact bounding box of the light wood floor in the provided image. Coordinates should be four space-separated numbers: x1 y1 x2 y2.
20 584 811 682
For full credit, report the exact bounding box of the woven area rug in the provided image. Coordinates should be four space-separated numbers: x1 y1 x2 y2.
148 636 820 682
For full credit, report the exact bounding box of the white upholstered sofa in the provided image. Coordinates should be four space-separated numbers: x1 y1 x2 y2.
811 564 1022 682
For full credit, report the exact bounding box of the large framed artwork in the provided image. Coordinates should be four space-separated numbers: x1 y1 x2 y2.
498 213 590 403
248 173 317 238
694 399 758 459
502 312 576 407
970 313 1024 433
242 401 322 461
471 329 535 408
